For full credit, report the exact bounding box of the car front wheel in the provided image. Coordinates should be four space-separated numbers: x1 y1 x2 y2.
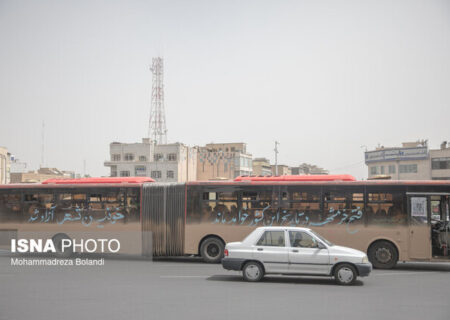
334 263 357 286
242 261 264 282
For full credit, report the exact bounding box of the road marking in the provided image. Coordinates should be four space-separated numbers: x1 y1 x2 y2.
373 271 443 276
159 275 209 278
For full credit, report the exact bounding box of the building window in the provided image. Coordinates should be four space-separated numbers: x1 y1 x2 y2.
151 171 161 179
139 156 147 162
124 153 134 161
399 164 418 173
168 153 177 161
154 154 163 161
432 158 450 170
135 166 146 176
370 166 378 175
388 165 396 174
120 171 130 177
110 165 117 177
112 154 121 161
166 170 174 178
380 166 385 174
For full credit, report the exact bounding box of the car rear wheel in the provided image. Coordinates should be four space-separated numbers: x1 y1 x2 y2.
334 263 357 286
242 261 264 282
200 237 224 263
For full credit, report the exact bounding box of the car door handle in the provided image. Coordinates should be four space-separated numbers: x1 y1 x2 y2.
257 248 263 251
292 249 298 253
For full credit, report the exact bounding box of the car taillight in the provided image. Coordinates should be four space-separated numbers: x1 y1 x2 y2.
224 249 229 257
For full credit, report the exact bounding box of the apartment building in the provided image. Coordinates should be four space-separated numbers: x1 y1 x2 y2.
197 142 252 180
104 138 197 182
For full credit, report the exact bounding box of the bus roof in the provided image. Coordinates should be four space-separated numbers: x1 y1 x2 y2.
234 174 356 182
41 177 155 185
187 179 450 186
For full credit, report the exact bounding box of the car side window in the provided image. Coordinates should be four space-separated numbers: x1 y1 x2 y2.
256 231 285 247
289 231 318 248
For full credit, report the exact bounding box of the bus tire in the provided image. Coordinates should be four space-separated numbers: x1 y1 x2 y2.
368 240 398 269
200 237 224 263
52 233 73 258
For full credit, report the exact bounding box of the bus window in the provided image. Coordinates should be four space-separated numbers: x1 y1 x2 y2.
0 191 22 223
285 189 322 226
202 191 239 224
367 192 406 225
322 190 364 226
126 188 140 222
241 188 276 226
24 193 54 224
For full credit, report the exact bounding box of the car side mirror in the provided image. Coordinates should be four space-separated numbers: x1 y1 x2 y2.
317 242 326 250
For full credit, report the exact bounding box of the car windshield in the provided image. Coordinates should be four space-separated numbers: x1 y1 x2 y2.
309 230 334 246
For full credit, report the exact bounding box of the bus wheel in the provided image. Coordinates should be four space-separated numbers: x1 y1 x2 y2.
52 233 73 258
200 237 224 263
368 241 398 269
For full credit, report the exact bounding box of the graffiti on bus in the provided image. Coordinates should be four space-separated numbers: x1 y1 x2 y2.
27 205 125 228
211 205 363 234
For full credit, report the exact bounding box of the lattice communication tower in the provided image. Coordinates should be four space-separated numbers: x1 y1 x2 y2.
148 57 167 144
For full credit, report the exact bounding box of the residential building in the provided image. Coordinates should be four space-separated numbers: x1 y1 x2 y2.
104 138 197 182
252 158 272 176
430 141 450 180
0 146 10 184
9 157 28 174
290 163 329 175
365 140 450 180
271 165 291 176
197 143 252 180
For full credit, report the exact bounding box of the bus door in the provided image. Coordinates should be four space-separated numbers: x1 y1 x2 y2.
407 194 431 260
430 195 449 258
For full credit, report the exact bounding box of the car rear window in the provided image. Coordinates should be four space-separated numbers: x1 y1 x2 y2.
256 231 285 247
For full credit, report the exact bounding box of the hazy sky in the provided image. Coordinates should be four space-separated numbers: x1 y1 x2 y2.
1 0 449 179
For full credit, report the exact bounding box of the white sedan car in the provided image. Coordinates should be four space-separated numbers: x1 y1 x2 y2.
222 226 372 285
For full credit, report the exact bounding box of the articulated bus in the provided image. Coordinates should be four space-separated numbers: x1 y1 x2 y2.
0 175 449 268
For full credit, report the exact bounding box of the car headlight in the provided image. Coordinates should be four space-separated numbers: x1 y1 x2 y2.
362 256 369 264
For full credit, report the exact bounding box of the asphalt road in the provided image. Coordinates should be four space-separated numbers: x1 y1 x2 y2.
0 255 449 320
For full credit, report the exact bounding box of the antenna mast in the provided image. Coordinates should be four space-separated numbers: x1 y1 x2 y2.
148 57 167 144
41 121 45 168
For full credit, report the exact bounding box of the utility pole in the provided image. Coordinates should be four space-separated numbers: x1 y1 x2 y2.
274 141 279 175
41 121 45 168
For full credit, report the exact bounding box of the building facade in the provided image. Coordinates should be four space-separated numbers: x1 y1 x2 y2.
0 147 10 184
196 143 252 180
365 141 450 180
430 142 450 180
104 138 197 182
252 158 272 176
290 163 329 175
271 164 291 176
